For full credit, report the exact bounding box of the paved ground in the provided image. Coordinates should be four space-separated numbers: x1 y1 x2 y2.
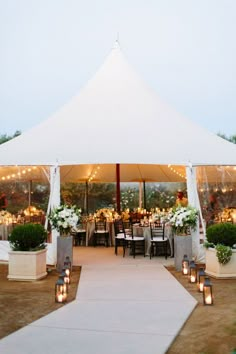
0 247 196 354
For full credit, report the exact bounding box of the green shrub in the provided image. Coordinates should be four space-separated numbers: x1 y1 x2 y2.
8 223 47 251
215 244 232 265
206 223 236 247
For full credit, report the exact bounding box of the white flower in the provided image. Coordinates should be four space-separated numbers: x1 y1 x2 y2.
49 204 81 234
169 206 198 233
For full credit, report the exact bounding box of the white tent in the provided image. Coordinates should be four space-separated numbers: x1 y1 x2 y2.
1 41 236 264
0 41 236 169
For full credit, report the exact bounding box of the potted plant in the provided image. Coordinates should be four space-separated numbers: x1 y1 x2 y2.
48 204 81 272
8 223 47 281
169 206 198 271
204 223 236 278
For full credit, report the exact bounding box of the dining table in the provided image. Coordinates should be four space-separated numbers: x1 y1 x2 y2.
0 224 13 241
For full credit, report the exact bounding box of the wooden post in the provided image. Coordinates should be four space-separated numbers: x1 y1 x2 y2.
116 164 121 213
85 181 88 215
143 181 146 209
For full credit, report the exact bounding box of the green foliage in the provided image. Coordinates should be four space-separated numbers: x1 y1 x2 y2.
215 244 232 265
206 223 236 247
0 131 21 144
217 133 236 144
8 223 47 251
203 241 215 249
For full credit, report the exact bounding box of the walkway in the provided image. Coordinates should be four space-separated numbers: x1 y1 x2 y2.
0 247 197 354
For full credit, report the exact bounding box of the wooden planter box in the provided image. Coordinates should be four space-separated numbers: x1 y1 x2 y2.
8 249 47 281
205 248 236 279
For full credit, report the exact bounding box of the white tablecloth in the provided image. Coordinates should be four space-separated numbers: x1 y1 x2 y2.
0 224 12 241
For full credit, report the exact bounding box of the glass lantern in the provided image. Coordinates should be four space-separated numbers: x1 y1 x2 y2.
64 264 71 278
197 267 206 292
189 261 197 283
62 267 70 285
203 277 213 305
64 256 72 271
55 275 68 303
182 254 189 275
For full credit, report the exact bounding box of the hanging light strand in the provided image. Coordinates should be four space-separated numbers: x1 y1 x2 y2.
1 166 37 181
88 165 100 182
167 165 186 179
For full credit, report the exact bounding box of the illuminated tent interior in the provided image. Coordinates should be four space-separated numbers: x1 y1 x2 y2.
1 165 236 185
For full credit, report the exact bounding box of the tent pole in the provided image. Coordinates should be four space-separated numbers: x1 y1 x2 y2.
139 182 142 208
143 181 146 209
85 181 88 215
186 165 205 263
116 164 121 213
46 165 60 266
28 180 32 208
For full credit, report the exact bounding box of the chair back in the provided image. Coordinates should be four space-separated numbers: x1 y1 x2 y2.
125 223 134 239
76 222 87 232
150 222 165 240
114 220 134 238
114 219 124 235
95 220 107 232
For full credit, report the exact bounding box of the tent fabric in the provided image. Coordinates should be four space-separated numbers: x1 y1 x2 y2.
0 41 236 170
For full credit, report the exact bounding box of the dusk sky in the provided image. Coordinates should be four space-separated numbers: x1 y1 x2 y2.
0 0 235 136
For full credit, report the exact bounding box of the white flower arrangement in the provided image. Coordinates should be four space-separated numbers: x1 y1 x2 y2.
49 204 81 235
169 206 198 235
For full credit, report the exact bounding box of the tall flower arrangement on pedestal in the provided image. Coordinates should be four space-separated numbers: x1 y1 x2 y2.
49 204 81 236
169 206 198 235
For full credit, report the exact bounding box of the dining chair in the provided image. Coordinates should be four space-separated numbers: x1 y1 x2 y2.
93 220 109 247
113 219 126 257
72 222 87 246
150 222 168 259
124 224 145 259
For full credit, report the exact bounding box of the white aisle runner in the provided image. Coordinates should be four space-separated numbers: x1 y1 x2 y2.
0 248 197 354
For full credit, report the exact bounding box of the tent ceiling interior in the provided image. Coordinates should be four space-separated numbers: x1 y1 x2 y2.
0 165 236 185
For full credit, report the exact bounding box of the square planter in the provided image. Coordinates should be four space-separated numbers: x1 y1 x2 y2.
8 249 47 281
205 248 236 279
57 236 73 273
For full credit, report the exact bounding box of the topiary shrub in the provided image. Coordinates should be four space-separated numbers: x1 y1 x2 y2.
206 223 236 248
8 223 47 251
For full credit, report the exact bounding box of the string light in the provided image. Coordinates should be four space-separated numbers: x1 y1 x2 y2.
0 166 37 181
167 165 186 179
88 165 100 182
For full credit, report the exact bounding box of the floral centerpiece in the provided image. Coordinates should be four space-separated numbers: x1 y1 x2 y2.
121 209 130 221
95 208 116 221
169 206 198 235
49 204 81 236
0 210 14 224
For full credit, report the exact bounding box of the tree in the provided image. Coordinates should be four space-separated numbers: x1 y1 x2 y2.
0 131 21 145
217 133 236 144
